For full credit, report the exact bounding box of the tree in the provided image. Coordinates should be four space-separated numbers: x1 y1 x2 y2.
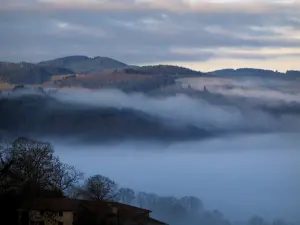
0 137 86 225
249 216 266 225
79 174 118 201
0 142 14 180
118 188 135 204
136 192 149 208
0 137 83 196
3 137 57 191
180 196 203 214
273 219 288 225
51 163 84 192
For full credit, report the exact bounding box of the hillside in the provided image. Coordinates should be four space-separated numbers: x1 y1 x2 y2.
52 72 176 93
39 56 128 74
0 92 213 143
0 62 73 85
207 68 284 77
124 65 203 76
1 55 299 89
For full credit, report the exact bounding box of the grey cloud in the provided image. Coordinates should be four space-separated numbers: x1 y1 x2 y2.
0 4 300 63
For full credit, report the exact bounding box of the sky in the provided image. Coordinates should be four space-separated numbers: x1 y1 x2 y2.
1 0 300 72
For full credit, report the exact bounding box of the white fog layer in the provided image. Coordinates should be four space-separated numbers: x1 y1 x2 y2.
56 133 300 221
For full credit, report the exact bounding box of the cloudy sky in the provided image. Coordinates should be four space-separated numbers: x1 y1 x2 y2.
1 0 300 72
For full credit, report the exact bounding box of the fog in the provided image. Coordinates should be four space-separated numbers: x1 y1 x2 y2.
1 76 300 224
181 77 300 103
55 133 300 221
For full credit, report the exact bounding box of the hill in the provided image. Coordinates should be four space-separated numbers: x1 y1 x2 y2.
39 56 128 74
52 72 176 92
1 55 299 88
286 70 300 79
0 62 73 85
124 65 203 76
0 91 213 143
207 68 290 78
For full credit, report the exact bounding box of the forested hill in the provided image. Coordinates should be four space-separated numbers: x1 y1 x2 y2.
0 91 214 143
39 55 128 74
0 62 73 84
1 56 299 86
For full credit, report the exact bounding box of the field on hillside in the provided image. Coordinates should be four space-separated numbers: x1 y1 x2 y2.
52 72 153 89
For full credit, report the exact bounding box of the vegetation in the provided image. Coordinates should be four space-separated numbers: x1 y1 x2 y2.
0 62 73 85
39 56 128 74
2 56 300 90
208 68 284 77
0 92 212 143
0 137 294 225
78 174 118 201
124 65 202 76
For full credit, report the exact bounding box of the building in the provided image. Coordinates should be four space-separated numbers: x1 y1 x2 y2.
17 198 167 225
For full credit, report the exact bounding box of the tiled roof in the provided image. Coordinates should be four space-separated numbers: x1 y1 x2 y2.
144 217 168 225
107 201 151 213
20 198 79 212
19 198 150 214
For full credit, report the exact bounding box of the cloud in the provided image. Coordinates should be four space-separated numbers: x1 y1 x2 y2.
0 0 300 70
3 0 300 14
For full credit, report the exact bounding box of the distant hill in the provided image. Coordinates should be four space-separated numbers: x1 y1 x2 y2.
0 62 73 85
39 56 128 74
1 55 300 88
286 70 300 78
124 65 203 76
207 68 284 77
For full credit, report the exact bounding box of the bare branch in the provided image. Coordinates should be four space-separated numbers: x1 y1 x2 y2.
79 174 118 201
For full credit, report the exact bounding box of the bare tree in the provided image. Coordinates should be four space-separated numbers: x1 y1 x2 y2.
0 143 13 179
249 216 266 225
118 188 135 204
180 196 203 214
5 137 56 189
273 219 288 225
79 174 118 201
51 163 84 192
136 192 148 208
0 137 83 196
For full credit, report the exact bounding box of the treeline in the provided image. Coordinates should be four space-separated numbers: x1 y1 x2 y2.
124 65 202 76
0 137 294 225
0 62 73 84
0 91 212 143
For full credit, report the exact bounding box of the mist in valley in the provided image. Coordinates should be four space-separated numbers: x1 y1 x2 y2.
55 134 300 222
1 77 300 225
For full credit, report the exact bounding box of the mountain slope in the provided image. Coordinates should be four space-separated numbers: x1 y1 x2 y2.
39 56 128 74
0 92 214 143
0 62 73 85
124 65 203 76
207 68 284 77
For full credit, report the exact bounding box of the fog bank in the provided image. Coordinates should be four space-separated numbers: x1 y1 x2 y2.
56 133 300 222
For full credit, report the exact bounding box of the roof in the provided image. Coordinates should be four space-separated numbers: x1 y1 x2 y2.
145 217 168 225
20 198 79 212
107 201 151 214
19 198 151 215
77 200 113 215
128 214 168 225
19 198 167 225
